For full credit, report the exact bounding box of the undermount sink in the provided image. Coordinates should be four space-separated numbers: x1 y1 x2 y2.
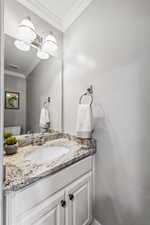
25 145 70 161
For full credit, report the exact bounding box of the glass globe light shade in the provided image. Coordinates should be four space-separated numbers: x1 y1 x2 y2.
37 49 50 60
42 33 58 55
17 17 36 42
14 40 30 51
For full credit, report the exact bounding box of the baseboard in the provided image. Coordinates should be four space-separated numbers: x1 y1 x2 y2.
92 219 102 225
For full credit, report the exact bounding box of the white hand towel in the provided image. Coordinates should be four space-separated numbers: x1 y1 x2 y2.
40 107 50 128
76 104 93 138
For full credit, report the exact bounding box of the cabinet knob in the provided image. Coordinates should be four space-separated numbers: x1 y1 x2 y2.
61 200 66 207
69 194 74 201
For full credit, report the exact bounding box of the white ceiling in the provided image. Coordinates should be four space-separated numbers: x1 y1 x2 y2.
5 34 40 78
17 0 94 32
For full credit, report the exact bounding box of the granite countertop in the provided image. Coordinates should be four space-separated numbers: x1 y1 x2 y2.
4 135 96 192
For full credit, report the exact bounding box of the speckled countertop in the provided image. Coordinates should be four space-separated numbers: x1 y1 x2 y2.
4 133 96 192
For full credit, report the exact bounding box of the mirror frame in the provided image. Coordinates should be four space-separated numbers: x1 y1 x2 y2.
0 0 4 224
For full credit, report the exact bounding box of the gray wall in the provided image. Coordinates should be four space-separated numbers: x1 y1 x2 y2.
27 54 62 133
63 0 150 224
4 74 26 133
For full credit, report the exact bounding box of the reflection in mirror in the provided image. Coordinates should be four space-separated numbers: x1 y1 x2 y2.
4 0 62 138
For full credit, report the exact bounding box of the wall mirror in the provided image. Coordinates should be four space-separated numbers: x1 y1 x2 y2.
4 0 63 137
1 0 63 222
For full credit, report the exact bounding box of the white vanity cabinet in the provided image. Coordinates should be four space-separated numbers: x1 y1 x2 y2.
66 172 92 225
4 156 94 225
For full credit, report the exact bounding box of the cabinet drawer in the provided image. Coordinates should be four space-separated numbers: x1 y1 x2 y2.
15 156 92 217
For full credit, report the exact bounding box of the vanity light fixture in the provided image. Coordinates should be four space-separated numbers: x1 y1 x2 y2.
42 32 58 54
17 17 36 43
14 40 30 51
14 17 58 60
37 49 50 60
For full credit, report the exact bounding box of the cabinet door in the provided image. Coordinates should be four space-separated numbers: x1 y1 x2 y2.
66 172 92 225
19 190 65 225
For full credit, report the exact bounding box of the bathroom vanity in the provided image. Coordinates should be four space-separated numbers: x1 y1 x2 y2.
3 1 97 225
4 134 96 225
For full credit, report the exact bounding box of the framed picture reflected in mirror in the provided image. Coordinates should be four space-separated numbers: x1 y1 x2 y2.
5 91 20 109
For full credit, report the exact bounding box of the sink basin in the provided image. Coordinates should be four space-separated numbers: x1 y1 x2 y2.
25 145 70 161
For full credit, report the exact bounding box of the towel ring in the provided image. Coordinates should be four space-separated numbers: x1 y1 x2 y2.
79 93 93 106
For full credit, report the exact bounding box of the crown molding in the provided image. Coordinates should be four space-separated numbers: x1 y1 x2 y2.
62 0 94 31
17 0 94 32
5 70 26 79
92 219 102 225
26 59 40 77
